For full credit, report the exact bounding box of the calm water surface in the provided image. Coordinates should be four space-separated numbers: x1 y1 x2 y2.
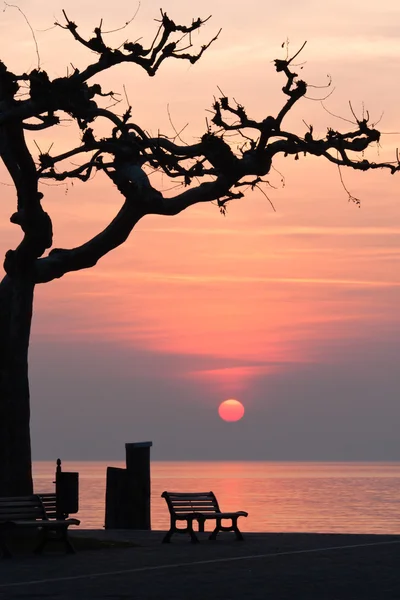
33 461 400 533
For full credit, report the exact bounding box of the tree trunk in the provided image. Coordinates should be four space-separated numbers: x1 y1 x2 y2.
0 274 34 496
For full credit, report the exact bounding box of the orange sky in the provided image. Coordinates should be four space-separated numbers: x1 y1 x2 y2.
1 1 400 460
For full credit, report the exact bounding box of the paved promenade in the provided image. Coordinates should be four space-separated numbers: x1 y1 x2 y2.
1 530 400 599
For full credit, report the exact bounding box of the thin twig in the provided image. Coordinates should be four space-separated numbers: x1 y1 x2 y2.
320 101 355 125
337 156 360 206
122 84 131 109
287 40 307 65
307 74 332 89
255 184 276 212
102 2 141 34
271 164 286 187
371 111 384 128
35 23 58 32
166 104 189 145
305 87 335 102
3 2 41 69
348 100 359 123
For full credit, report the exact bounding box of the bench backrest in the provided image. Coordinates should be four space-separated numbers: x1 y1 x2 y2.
37 493 59 519
0 495 48 522
162 491 220 515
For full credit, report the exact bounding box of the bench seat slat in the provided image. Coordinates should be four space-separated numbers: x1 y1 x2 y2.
167 496 216 500
170 506 217 510
0 514 45 522
0 517 80 527
165 492 214 496
173 510 248 518
174 512 215 518
0 501 44 508
0 496 43 502
166 496 216 501
169 501 217 506
172 506 216 509
0 504 43 511
170 508 217 512
2 520 46 528
201 511 249 518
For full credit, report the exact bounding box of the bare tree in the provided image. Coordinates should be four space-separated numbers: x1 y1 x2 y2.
0 10 398 495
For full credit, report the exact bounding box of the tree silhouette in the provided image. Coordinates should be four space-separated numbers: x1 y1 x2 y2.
0 10 398 495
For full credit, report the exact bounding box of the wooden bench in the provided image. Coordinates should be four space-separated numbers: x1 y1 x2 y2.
0 495 80 558
161 491 248 543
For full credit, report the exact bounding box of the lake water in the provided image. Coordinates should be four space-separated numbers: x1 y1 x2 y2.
33 461 400 534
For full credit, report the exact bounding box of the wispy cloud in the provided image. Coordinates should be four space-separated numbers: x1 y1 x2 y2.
88 270 400 288
137 225 400 237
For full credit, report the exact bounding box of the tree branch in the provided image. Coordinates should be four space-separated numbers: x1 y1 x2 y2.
57 11 220 82
34 199 145 283
0 64 52 275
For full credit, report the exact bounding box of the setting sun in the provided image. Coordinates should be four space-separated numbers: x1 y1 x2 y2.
218 399 245 422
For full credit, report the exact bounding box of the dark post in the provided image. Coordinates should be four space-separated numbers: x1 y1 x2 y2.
125 442 152 530
105 467 129 528
104 441 152 530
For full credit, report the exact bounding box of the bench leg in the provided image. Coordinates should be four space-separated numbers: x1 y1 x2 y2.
231 516 244 541
162 520 199 544
34 527 76 555
61 527 76 554
162 528 174 543
209 518 244 541
209 528 218 541
0 538 12 559
188 519 199 544
0 525 14 558
34 528 48 554
162 517 177 544
209 518 221 541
